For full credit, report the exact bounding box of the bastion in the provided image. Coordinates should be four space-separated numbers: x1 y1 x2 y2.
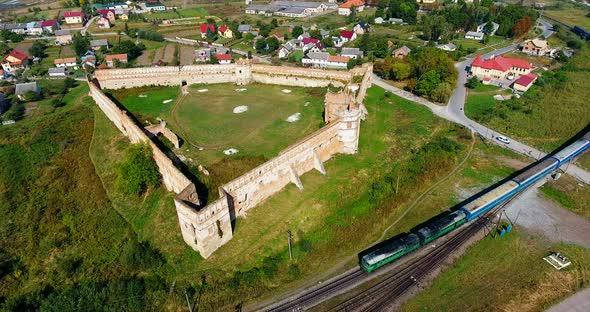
90 60 373 258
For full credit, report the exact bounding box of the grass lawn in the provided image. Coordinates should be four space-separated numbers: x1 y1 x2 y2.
402 229 590 312
540 174 590 220
465 94 496 122
545 8 590 29
467 46 590 151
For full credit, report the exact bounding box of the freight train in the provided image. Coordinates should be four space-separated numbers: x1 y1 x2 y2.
360 131 590 273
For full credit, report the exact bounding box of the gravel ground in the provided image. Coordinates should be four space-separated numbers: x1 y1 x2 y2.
152 47 164 63
547 288 590 312
505 176 590 248
136 51 151 66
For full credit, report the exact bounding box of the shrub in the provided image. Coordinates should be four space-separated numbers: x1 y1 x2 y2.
466 76 481 89
115 144 160 196
120 240 164 271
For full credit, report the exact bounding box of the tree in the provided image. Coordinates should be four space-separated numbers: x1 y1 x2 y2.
255 38 267 53
466 76 481 89
112 40 145 60
310 29 322 40
391 61 411 80
347 6 357 23
512 16 533 38
321 37 333 48
415 70 441 96
124 22 129 35
29 40 48 58
115 144 160 196
72 33 90 55
483 22 494 35
347 58 357 70
267 37 280 53
271 18 279 28
292 26 303 39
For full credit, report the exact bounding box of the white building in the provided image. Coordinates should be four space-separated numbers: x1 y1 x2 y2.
465 31 484 41
48 67 67 77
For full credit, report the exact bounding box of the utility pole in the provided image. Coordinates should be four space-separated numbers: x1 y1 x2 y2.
184 289 193 312
287 230 293 261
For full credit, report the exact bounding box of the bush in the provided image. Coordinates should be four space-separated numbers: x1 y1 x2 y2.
115 144 160 195
466 76 481 89
120 240 164 271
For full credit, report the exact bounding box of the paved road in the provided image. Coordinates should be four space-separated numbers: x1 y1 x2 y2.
546 288 590 312
375 18 590 184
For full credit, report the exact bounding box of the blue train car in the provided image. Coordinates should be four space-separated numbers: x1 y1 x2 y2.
511 158 558 189
460 180 520 221
551 139 590 165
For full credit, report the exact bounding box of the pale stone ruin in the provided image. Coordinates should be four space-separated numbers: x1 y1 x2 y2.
90 60 373 258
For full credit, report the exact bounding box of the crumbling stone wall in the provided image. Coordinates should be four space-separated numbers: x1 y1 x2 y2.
90 63 372 259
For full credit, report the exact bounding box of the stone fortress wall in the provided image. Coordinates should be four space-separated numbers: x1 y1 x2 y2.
91 62 373 258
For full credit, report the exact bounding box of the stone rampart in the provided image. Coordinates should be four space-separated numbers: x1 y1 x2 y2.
90 63 371 258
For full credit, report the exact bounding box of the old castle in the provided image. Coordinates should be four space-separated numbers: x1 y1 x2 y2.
90 60 373 258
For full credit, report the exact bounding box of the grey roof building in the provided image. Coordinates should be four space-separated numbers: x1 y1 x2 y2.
55 29 71 36
341 47 364 59
90 39 109 49
237 24 251 33
48 67 67 76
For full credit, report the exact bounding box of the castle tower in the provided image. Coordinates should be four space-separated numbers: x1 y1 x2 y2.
337 108 363 154
235 58 252 85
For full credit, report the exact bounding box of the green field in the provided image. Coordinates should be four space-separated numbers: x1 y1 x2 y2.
541 174 590 220
402 229 590 312
465 47 590 151
545 8 590 30
111 83 326 166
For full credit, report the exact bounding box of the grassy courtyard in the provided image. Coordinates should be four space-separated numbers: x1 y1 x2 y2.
111 83 326 166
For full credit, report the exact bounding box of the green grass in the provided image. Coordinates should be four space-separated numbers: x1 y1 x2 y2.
107 85 180 119
545 8 590 30
540 174 590 220
472 84 501 92
402 229 590 312
467 46 590 151
147 7 209 20
465 94 496 122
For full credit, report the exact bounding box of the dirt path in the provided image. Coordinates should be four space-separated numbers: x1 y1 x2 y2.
163 44 176 64
136 51 151 66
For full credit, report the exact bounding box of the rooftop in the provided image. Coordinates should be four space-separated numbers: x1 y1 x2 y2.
471 55 532 71
514 73 538 87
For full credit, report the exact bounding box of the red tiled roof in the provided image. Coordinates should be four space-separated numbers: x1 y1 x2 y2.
98 9 115 16
200 24 215 33
106 53 128 61
339 0 365 8
219 25 229 33
216 53 232 61
7 50 29 61
340 30 355 39
328 55 350 63
64 11 84 18
41 20 58 27
471 55 532 72
514 73 538 87
302 38 320 45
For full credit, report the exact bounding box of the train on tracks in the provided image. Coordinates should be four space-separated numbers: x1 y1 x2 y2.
360 131 590 273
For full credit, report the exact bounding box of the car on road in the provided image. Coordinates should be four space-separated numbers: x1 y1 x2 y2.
496 136 510 144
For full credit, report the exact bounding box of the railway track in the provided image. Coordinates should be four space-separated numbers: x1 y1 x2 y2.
329 195 522 312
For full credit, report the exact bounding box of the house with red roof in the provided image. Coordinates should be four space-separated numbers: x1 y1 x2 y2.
40 20 60 34
470 54 532 81
200 24 216 39
340 30 357 45
218 25 233 39
215 53 232 64
64 11 86 24
1 50 29 73
105 53 128 67
98 9 116 22
513 73 538 92
338 0 365 16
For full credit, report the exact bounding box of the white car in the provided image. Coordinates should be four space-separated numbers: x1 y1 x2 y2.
496 136 510 144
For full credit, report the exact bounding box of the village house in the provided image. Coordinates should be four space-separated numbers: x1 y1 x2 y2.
98 9 116 22
200 24 216 39
465 31 484 41
194 48 213 62
55 29 72 45
513 73 538 93
218 25 233 38
340 30 357 44
144 2 166 11
81 51 96 68
246 1 331 18
64 11 86 24
272 32 285 42
278 44 294 58
477 21 500 36
374 17 385 24
470 54 532 81
238 24 251 33
521 39 549 56
97 17 112 29
91 39 110 51
392 46 411 59
1 50 29 73
216 53 232 64
302 52 349 69
48 67 67 77
338 0 365 16
24 22 43 36
353 21 370 35
15 82 40 100
341 47 363 59
54 57 78 69
2 24 26 34
105 54 128 67
327 55 349 69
